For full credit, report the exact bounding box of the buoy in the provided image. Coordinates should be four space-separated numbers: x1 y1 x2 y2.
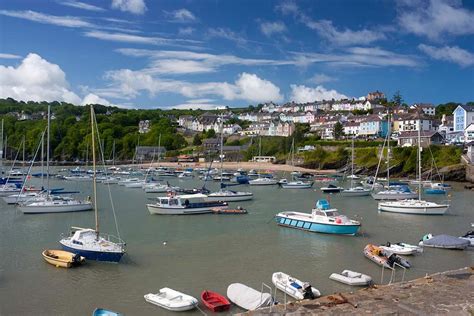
163 241 167 245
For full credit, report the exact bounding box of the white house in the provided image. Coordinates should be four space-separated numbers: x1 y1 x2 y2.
453 104 474 132
464 123 474 143
410 103 436 116
343 122 360 136
397 116 436 132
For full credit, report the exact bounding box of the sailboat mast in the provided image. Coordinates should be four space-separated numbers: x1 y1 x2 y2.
46 105 50 192
90 105 99 235
0 119 3 175
219 118 224 187
22 135 25 169
351 136 355 188
418 115 422 201
386 111 391 186
112 139 116 166
41 132 44 186
157 134 161 164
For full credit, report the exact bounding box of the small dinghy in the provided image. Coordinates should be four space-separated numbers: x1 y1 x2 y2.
144 288 198 312
329 270 372 286
419 234 470 250
379 242 423 255
227 283 273 311
363 244 410 269
460 231 474 247
201 290 231 312
92 308 122 316
42 249 85 268
272 272 321 300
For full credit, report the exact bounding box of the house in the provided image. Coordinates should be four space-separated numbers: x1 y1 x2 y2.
394 114 437 132
358 115 388 138
138 120 151 134
397 131 444 147
438 115 454 134
367 90 385 101
222 124 242 135
202 138 220 151
237 112 258 122
410 103 436 116
453 104 474 132
464 123 474 143
276 122 295 137
135 146 166 160
178 115 193 128
343 121 360 136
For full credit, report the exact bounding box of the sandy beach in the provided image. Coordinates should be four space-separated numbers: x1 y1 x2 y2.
138 161 336 174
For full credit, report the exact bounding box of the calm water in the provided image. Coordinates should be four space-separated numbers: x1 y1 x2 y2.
0 170 473 315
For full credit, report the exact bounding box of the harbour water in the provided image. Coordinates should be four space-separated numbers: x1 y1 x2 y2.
0 171 472 315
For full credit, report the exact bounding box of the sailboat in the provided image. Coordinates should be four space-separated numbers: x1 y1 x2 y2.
205 119 253 202
378 119 449 215
279 138 313 189
59 105 126 262
371 112 417 201
342 137 370 196
19 106 93 214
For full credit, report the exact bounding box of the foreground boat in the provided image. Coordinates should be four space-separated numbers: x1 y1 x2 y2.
201 290 231 312
363 244 410 269
144 288 198 312
329 270 372 286
275 199 360 235
419 234 469 250
227 283 273 311
42 249 85 268
147 193 228 215
272 272 320 300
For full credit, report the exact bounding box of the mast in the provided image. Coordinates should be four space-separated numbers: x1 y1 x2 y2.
90 105 99 236
41 132 44 186
219 118 224 189
22 135 25 169
0 119 3 176
46 105 50 192
157 134 161 164
418 114 422 201
351 136 355 189
112 139 116 166
386 111 391 186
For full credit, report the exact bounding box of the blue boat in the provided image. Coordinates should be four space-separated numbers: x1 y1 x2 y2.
275 199 360 235
425 188 446 194
93 308 122 316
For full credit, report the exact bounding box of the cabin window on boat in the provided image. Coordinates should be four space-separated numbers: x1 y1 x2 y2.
326 211 338 217
314 210 325 216
170 199 178 205
161 199 169 205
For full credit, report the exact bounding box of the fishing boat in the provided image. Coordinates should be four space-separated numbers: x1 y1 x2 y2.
379 242 423 255
320 184 343 193
460 231 474 247
279 180 313 189
92 308 122 316
42 249 85 268
275 199 360 235
342 138 370 196
419 234 469 250
226 283 273 311
147 193 228 215
59 105 126 263
272 272 320 300
363 244 410 269
201 290 231 312
248 177 278 185
329 270 372 286
144 288 198 312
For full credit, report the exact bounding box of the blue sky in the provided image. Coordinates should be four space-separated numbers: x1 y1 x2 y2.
0 0 473 109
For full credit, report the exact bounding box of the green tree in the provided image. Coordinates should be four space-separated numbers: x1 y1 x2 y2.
392 90 403 107
333 122 344 140
192 133 202 145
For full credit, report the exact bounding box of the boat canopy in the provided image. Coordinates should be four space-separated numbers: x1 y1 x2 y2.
316 199 330 210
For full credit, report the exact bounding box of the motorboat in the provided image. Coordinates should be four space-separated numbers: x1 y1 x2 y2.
329 270 372 286
341 186 371 197
275 199 360 235
19 196 92 214
144 288 198 312
272 272 320 300
419 234 469 250
248 178 278 185
42 249 85 268
371 187 418 200
379 242 423 255
279 180 313 189
143 183 179 193
201 290 231 312
93 308 122 316
378 199 449 215
226 283 273 311
147 193 228 215
320 184 343 193
117 178 140 186
460 231 474 247
363 244 410 269
431 182 451 190
205 189 253 202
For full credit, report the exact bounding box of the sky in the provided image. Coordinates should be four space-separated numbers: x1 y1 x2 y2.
0 0 473 110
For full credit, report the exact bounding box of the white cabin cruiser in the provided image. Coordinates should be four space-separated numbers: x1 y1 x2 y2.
146 193 228 215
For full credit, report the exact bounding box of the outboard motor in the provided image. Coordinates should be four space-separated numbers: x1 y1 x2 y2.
302 283 315 299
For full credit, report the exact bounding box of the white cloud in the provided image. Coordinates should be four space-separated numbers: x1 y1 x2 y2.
84 31 201 46
397 0 474 40
172 103 219 110
207 28 247 45
0 53 81 104
309 74 336 84
290 84 347 103
0 9 94 28
111 0 146 15
235 73 283 103
82 93 112 105
59 1 105 12
260 21 286 37
166 9 196 22
147 59 216 74
276 1 299 15
418 44 474 67
178 27 195 36
0 53 22 59
186 98 215 104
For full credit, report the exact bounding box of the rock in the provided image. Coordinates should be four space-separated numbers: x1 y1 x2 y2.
439 164 466 181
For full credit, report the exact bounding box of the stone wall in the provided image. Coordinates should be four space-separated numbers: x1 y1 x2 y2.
466 163 474 183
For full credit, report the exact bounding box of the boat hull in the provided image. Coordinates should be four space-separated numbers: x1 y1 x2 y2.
372 192 418 200
204 194 253 202
280 184 312 189
341 189 370 197
20 203 93 214
147 204 215 215
378 203 448 215
60 243 124 262
275 215 360 235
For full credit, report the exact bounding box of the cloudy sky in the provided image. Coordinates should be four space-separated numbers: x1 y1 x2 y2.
0 0 473 109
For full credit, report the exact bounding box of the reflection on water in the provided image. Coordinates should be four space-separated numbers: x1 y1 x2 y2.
0 171 472 315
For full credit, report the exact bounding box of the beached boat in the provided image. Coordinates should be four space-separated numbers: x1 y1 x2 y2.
320 184 343 193
201 290 231 312
275 199 360 235
329 270 372 286
419 234 469 250
92 308 122 316
363 244 410 269
42 249 85 268
226 283 273 311
379 242 423 255
144 288 198 312
460 231 474 247
272 272 320 300
147 193 228 215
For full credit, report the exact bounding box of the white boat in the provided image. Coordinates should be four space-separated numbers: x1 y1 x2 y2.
143 183 178 193
379 242 423 255
205 189 253 202
272 272 320 300
419 233 470 250
144 288 198 312
19 196 92 214
64 175 92 181
431 182 452 190
117 178 140 186
341 186 371 197
124 181 145 188
0 184 22 196
460 231 474 247
2 192 40 204
279 180 313 189
147 193 228 215
329 270 372 286
371 188 418 200
101 176 119 184
226 283 273 311
248 178 278 186
347 174 360 179
378 199 449 215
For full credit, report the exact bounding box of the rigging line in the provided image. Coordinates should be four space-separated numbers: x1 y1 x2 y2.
4 135 25 183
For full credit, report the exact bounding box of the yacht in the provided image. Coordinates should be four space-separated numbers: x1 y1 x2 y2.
147 193 228 215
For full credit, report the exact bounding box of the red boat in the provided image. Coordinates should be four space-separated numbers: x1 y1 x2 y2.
201 290 231 312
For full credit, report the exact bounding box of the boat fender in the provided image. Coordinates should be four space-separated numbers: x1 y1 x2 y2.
335 218 342 224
